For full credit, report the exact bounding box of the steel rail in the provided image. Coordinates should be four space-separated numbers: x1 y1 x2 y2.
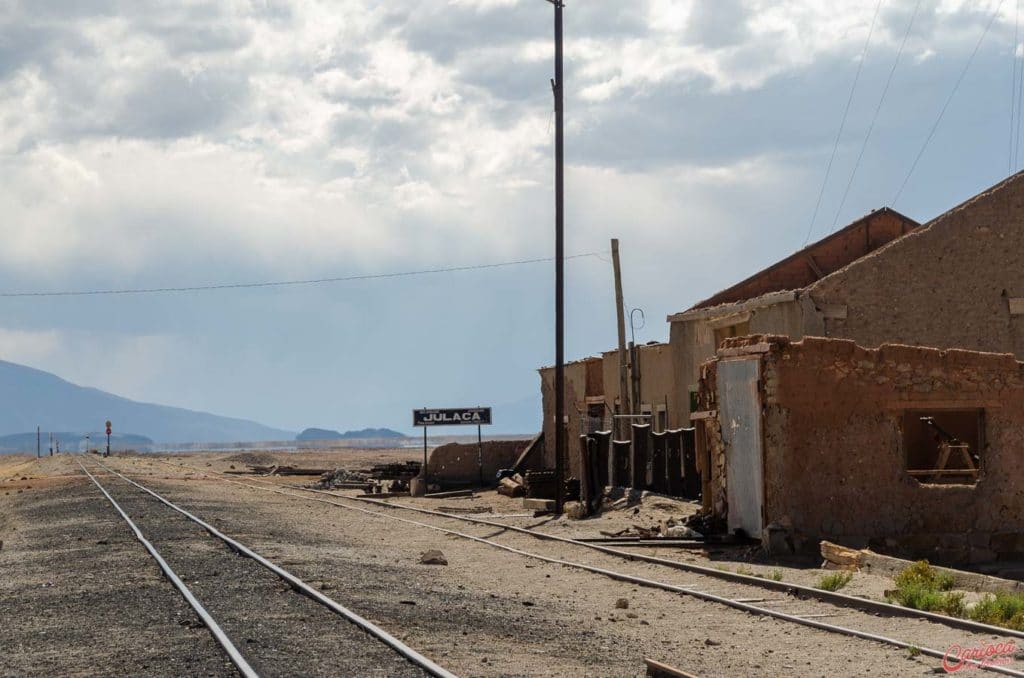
344 492 1024 640
151 466 1022 676
88 459 457 678
76 459 259 678
150 457 1024 640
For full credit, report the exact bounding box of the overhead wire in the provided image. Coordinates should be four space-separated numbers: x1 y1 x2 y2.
0 252 604 298
802 0 885 247
830 0 922 231
1011 0 1020 173
1014 0 1024 170
893 0 1007 206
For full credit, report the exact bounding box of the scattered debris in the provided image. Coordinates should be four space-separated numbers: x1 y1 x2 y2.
662 525 703 540
615 598 629 609
419 550 448 566
523 498 556 512
497 476 525 498
563 501 587 520
424 489 474 499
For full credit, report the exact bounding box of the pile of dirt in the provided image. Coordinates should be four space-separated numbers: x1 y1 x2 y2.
223 452 278 466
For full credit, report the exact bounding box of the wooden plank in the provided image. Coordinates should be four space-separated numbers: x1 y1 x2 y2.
645 658 700 678
885 400 1003 410
818 303 848 319
424 489 475 499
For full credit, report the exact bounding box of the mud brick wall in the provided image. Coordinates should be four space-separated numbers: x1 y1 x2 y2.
539 359 596 477
428 440 530 488
810 173 1024 357
706 335 1024 564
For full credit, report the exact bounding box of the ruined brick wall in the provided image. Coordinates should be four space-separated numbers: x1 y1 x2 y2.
810 173 1024 357
539 359 594 476
718 335 1024 563
695 359 725 514
692 209 917 310
428 439 530 487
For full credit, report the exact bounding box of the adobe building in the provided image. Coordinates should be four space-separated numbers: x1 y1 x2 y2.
668 207 920 423
696 335 1024 565
671 171 1024 425
539 343 675 475
600 342 675 432
538 356 603 473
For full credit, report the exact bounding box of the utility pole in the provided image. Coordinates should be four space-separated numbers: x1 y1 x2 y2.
36 426 40 459
549 0 566 516
612 239 630 438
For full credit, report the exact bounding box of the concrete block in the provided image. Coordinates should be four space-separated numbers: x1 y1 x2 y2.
523 498 555 511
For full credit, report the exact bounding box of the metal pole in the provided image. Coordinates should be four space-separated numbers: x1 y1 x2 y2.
36 426 40 458
423 426 428 486
477 423 483 487
551 0 566 515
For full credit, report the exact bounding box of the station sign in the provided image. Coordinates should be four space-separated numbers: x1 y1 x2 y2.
413 407 492 427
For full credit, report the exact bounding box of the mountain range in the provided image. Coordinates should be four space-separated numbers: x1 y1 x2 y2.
295 427 406 441
0 359 293 445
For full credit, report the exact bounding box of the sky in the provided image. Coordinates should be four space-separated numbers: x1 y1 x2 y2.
0 0 1021 435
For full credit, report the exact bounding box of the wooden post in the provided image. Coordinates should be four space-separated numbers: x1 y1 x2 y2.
611 238 631 438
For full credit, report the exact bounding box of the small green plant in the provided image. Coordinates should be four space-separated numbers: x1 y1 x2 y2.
967 592 1024 630
907 645 921 658
770 569 784 582
816 571 853 592
886 561 965 617
735 565 755 576
894 560 955 592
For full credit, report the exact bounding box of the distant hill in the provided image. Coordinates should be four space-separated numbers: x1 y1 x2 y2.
296 427 342 441
296 427 406 441
0 360 293 444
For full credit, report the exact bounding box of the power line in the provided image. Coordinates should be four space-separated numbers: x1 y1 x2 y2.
0 252 604 298
831 0 922 231
893 0 1007 206
1014 0 1024 170
1011 0 1020 173
802 0 885 246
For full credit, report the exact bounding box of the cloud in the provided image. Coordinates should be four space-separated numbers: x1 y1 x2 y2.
0 326 181 401
0 0 1019 431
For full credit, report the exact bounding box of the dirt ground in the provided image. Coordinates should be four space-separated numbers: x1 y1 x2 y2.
3 451 1023 677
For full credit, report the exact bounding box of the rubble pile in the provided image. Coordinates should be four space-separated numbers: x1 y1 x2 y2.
315 468 371 490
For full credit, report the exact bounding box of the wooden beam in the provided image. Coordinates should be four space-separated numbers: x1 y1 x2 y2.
805 254 825 279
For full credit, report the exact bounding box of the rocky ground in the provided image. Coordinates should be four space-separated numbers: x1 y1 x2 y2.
2 451 1023 677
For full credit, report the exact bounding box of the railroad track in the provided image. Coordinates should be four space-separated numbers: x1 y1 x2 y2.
77 458 456 678
135 456 1024 676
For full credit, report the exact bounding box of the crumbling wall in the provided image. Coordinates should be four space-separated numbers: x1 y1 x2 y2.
539 359 593 476
428 439 530 488
711 334 1024 563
